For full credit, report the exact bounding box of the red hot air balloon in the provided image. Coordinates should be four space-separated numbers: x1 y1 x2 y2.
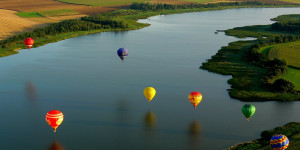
24 38 34 49
188 92 202 109
45 110 64 132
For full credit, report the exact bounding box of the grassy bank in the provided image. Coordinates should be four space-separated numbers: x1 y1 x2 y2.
201 13 300 101
2 2 298 58
228 122 300 150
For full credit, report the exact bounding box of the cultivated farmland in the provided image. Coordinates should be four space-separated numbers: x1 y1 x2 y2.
0 9 43 40
0 0 119 40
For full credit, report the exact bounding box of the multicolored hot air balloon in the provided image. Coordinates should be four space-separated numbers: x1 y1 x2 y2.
24 38 34 49
270 134 289 150
117 48 128 61
144 87 156 102
241 104 256 121
188 92 202 109
45 110 64 132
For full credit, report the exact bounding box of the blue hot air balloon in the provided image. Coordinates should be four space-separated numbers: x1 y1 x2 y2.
117 48 128 61
270 134 289 150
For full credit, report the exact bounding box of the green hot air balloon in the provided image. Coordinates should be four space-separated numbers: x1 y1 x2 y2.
241 104 256 121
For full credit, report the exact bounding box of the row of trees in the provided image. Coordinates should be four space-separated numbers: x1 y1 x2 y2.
271 21 300 32
248 35 300 63
246 35 300 93
130 1 265 11
81 15 128 29
0 15 128 48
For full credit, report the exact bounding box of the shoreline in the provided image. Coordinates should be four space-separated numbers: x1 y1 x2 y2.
228 122 300 149
0 3 299 57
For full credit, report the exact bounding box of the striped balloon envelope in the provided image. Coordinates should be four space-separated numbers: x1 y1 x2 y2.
270 134 289 150
45 110 64 132
24 37 34 49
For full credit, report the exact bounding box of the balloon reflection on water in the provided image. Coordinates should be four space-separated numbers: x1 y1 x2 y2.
188 120 202 150
144 111 156 130
26 82 37 101
48 140 64 150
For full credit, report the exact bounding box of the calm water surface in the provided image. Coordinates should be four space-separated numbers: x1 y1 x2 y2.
0 8 300 150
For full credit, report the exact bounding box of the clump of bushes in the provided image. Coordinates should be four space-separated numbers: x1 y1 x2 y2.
271 21 300 32
272 79 296 93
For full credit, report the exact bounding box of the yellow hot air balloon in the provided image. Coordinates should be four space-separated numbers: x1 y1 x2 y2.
188 92 202 109
144 87 156 102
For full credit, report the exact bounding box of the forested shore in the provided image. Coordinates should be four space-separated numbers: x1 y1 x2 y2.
0 2 298 57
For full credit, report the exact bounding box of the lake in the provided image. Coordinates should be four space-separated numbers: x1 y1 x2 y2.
0 7 300 150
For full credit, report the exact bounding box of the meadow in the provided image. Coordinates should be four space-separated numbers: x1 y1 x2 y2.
16 9 80 17
282 67 300 90
267 41 300 68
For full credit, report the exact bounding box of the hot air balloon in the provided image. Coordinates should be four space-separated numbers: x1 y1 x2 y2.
45 110 64 132
117 48 128 61
188 92 202 109
144 87 156 102
270 134 289 150
241 104 255 121
24 38 34 49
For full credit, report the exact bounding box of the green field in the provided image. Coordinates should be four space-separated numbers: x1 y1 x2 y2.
280 0 300 4
56 0 150 6
39 9 80 17
259 45 276 56
16 9 80 18
268 41 300 68
282 67 300 90
16 12 44 18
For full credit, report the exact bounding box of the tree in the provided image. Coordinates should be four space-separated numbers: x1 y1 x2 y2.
272 79 295 93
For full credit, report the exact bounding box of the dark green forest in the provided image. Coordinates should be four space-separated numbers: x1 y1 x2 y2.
271 22 300 32
130 1 265 11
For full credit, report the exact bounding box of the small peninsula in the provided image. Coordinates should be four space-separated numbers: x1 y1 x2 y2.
201 14 300 101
